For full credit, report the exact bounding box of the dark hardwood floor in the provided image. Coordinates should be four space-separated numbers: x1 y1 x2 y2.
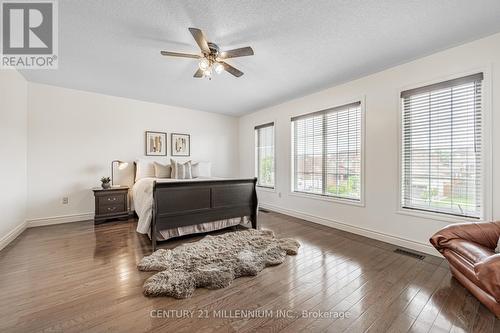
0 211 498 332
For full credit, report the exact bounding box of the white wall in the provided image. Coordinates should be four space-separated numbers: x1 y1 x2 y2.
239 32 500 255
27 83 239 222
0 70 28 249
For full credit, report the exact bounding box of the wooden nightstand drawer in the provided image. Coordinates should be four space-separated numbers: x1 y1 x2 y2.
99 201 125 213
98 194 125 207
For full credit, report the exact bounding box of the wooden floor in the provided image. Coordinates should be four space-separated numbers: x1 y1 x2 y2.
0 212 499 333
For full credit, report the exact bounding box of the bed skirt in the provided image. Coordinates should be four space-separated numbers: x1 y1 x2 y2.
150 216 250 241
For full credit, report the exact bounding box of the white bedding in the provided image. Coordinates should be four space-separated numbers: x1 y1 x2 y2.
133 177 247 240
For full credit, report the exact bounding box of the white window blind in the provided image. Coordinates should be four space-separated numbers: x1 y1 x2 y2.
401 73 483 218
292 102 362 201
255 122 275 188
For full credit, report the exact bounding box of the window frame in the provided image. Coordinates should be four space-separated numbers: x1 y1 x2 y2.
289 98 366 206
254 121 276 190
397 70 492 223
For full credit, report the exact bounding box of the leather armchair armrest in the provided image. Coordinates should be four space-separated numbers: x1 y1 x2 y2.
475 253 500 302
430 221 500 253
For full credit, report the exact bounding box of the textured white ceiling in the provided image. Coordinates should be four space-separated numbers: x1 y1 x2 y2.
20 0 500 115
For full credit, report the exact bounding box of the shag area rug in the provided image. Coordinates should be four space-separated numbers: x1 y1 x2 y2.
138 229 300 298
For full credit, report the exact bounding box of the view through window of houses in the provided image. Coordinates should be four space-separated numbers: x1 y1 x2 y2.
401 73 483 218
255 123 275 188
292 102 362 201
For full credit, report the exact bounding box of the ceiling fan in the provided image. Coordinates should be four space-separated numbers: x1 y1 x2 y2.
160 27 254 79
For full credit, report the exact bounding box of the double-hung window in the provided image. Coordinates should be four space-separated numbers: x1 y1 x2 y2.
291 102 362 201
255 122 275 188
400 73 484 219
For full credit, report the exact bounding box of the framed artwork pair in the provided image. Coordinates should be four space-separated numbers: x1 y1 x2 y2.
145 132 190 156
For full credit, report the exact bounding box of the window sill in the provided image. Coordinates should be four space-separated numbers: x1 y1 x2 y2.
257 186 276 193
288 191 365 207
396 208 483 224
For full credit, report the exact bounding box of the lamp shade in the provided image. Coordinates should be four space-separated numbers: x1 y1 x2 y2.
118 161 129 170
111 160 129 186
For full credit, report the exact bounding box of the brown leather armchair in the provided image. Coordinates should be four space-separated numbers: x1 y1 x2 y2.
430 221 500 318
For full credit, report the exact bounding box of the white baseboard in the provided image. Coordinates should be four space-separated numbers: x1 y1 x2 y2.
1 213 94 251
0 221 27 252
6 205 438 257
260 203 439 256
26 212 94 228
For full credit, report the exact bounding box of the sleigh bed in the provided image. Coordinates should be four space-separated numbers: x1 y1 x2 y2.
150 177 258 251
113 160 259 252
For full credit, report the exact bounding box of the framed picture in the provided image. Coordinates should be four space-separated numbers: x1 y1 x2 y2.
145 131 167 156
171 133 190 156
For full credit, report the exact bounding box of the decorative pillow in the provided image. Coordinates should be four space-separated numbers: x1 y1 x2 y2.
496 237 500 253
135 160 155 181
154 162 172 178
170 159 192 179
195 161 212 177
191 162 199 178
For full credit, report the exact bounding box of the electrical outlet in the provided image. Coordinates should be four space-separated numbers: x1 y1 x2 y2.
62 197 69 204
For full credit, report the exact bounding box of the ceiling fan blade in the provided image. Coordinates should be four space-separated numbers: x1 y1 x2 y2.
220 47 254 59
188 28 210 54
222 62 244 77
160 51 200 59
193 68 204 78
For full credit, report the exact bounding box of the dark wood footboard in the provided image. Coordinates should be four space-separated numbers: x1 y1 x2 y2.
151 178 258 251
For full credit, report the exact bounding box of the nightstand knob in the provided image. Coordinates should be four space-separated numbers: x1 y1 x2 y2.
107 197 116 201
107 206 117 212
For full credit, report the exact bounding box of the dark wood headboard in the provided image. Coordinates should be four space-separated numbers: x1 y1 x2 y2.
151 178 258 251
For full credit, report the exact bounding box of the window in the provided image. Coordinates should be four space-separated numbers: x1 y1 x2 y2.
401 73 483 219
255 122 275 188
292 102 362 201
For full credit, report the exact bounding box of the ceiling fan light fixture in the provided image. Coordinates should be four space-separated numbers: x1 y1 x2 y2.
214 62 224 74
161 27 253 79
198 58 210 71
203 68 212 77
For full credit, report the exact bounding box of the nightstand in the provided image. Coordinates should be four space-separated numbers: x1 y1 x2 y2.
92 186 129 224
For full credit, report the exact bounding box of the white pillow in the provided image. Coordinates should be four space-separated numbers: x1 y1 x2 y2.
170 159 192 179
135 160 155 181
154 162 172 178
191 162 199 178
193 161 211 177
496 237 500 253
